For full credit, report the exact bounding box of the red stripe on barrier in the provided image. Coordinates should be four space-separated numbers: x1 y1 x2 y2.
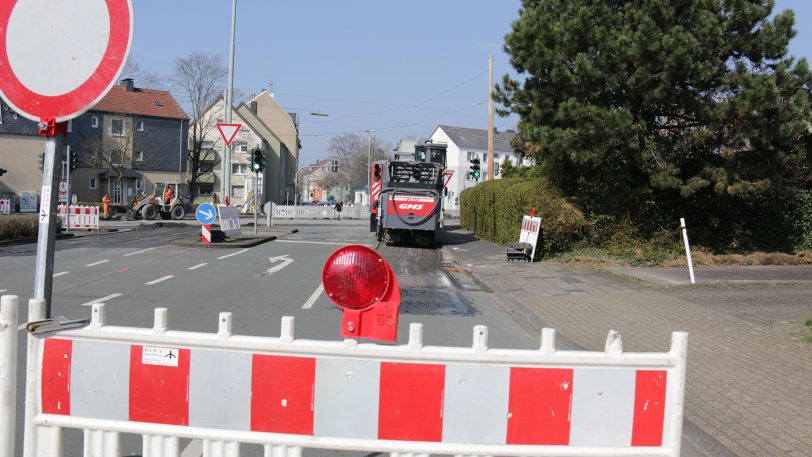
378 362 445 442
251 355 315 435
506 368 573 445
129 345 190 425
41 338 72 415
631 370 667 446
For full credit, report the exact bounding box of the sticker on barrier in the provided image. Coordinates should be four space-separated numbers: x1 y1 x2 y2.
9 298 688 457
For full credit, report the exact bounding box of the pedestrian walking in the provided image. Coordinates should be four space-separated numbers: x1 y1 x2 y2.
335 201 343 221
102 194 111 219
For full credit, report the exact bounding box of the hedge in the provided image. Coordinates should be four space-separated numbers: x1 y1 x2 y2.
459 178 588 259
0 214 44 240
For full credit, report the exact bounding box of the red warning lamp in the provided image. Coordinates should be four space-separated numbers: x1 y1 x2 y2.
322 245 400 342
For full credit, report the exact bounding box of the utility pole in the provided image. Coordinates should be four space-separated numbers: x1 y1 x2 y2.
223 0 237 205
365 129 375 202
487 56 495 181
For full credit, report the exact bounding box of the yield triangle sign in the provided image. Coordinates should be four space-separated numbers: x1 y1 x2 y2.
216 123 242 146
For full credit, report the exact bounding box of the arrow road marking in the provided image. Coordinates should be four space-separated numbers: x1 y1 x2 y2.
85 259 110 267
81 293 122 307
302 284 324 310
145 275 174 285
267 255 294 275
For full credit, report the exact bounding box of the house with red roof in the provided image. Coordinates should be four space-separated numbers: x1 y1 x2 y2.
0 78 189 209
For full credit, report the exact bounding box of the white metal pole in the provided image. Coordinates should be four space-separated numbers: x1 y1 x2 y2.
680 218 696 284
34 132 63 317
0 295 18 457
65 146 70 231
223 0 237 205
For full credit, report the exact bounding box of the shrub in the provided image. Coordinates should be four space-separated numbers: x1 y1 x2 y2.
460 178 588 258
0 215 41 240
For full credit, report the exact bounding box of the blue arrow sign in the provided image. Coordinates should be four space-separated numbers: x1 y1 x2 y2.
195 203 217 225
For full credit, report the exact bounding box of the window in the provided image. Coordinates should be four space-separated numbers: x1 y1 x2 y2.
111 119 125 136
202 140 214 149
233 142 248 153
494 162 500 176
89 178 97 190
517 155 524 165
232 163 248 175
135 150 143 162
231 186 245 198
137 120 144 131
493 153 500 161
466 151 478 161
197 184 213 195
91 116 99 128
135 178 142 190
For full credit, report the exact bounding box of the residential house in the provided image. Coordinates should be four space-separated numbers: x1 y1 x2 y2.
0 78 189 207
300 160 336 203
428 125 530 210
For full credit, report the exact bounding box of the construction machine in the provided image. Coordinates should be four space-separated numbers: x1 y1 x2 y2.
127 182 193 220
370 141 451 247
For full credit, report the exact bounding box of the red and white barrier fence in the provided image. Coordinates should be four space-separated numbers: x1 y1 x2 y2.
57 205 99 229
2 296 688 457
0 199 10 214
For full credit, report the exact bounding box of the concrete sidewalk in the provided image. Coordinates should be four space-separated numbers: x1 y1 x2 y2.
442 229 812 457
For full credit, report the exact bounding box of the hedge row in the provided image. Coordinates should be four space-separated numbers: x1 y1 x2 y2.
459 178 588 259
0 215 43 240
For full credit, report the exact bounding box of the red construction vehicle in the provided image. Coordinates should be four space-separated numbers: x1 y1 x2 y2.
370 141 451 247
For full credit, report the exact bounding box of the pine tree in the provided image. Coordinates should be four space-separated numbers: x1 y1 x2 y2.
496 0 812 216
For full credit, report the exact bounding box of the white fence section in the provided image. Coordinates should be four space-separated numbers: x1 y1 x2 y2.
3 295 688 457
56 205 99 229
273 205 370 220
0 199 10 214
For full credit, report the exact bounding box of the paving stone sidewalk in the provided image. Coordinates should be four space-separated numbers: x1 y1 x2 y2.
444 238 812 457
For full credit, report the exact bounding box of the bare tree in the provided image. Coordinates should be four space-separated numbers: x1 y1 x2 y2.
121 59 166 90
79 116 153 202
325 133 389 199
172 52 227 196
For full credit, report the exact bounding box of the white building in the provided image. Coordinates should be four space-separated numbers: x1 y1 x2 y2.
428 125 531 210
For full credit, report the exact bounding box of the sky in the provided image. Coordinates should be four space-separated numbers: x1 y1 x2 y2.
126 0 812 167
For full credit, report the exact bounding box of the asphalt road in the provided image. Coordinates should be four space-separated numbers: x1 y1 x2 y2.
2 223 541 457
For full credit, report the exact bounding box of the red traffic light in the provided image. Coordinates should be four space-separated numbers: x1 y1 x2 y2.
323 245 389 310
322 245 400 341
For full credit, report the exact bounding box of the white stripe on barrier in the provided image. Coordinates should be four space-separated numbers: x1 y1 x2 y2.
9 299 688 457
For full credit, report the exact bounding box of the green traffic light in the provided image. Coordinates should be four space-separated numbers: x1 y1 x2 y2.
473 171 480 178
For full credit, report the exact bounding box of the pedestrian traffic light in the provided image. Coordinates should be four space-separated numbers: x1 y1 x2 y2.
331 160 339 172
69 150 78 170
470 158 481 179
37 153 44 171
251 148 265 172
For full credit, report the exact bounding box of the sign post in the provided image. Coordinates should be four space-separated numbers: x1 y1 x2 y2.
195 203 217 244
0 0 134 316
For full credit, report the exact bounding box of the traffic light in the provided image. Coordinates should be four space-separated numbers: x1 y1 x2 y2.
373 163 382 180
0 168 6 177
331 160 339 173
37 153 44 171
251 148 265 172
69 150 78 170
470 157 481 179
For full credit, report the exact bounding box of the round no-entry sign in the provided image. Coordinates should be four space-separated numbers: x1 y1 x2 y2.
0 0 133 122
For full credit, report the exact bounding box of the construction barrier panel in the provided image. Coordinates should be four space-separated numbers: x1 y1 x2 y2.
9 297 687 457
56 205 99 229
0 199 10 214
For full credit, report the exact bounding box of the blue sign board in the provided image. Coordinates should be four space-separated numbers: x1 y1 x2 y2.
195 203 217 225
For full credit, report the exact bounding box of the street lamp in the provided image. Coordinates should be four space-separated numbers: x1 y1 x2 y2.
364 129 375 206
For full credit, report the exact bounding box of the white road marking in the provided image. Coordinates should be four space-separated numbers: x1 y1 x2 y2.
53 271 70 277
267 255 294 275
123 246 159 257
187 263 207 270
80 293 122 307
217 248 250 260
302 284 325 310
275 240 371 246
85 259 110 267
145 275 174 285
180 439 203 457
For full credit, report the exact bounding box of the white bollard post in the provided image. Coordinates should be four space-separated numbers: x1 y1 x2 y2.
680 218 696 284
0 295 19 457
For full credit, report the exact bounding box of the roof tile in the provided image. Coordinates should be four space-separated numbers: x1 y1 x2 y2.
92 86 188 120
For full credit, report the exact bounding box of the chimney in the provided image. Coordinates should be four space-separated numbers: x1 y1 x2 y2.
250 101 258 114
120 78 134 92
